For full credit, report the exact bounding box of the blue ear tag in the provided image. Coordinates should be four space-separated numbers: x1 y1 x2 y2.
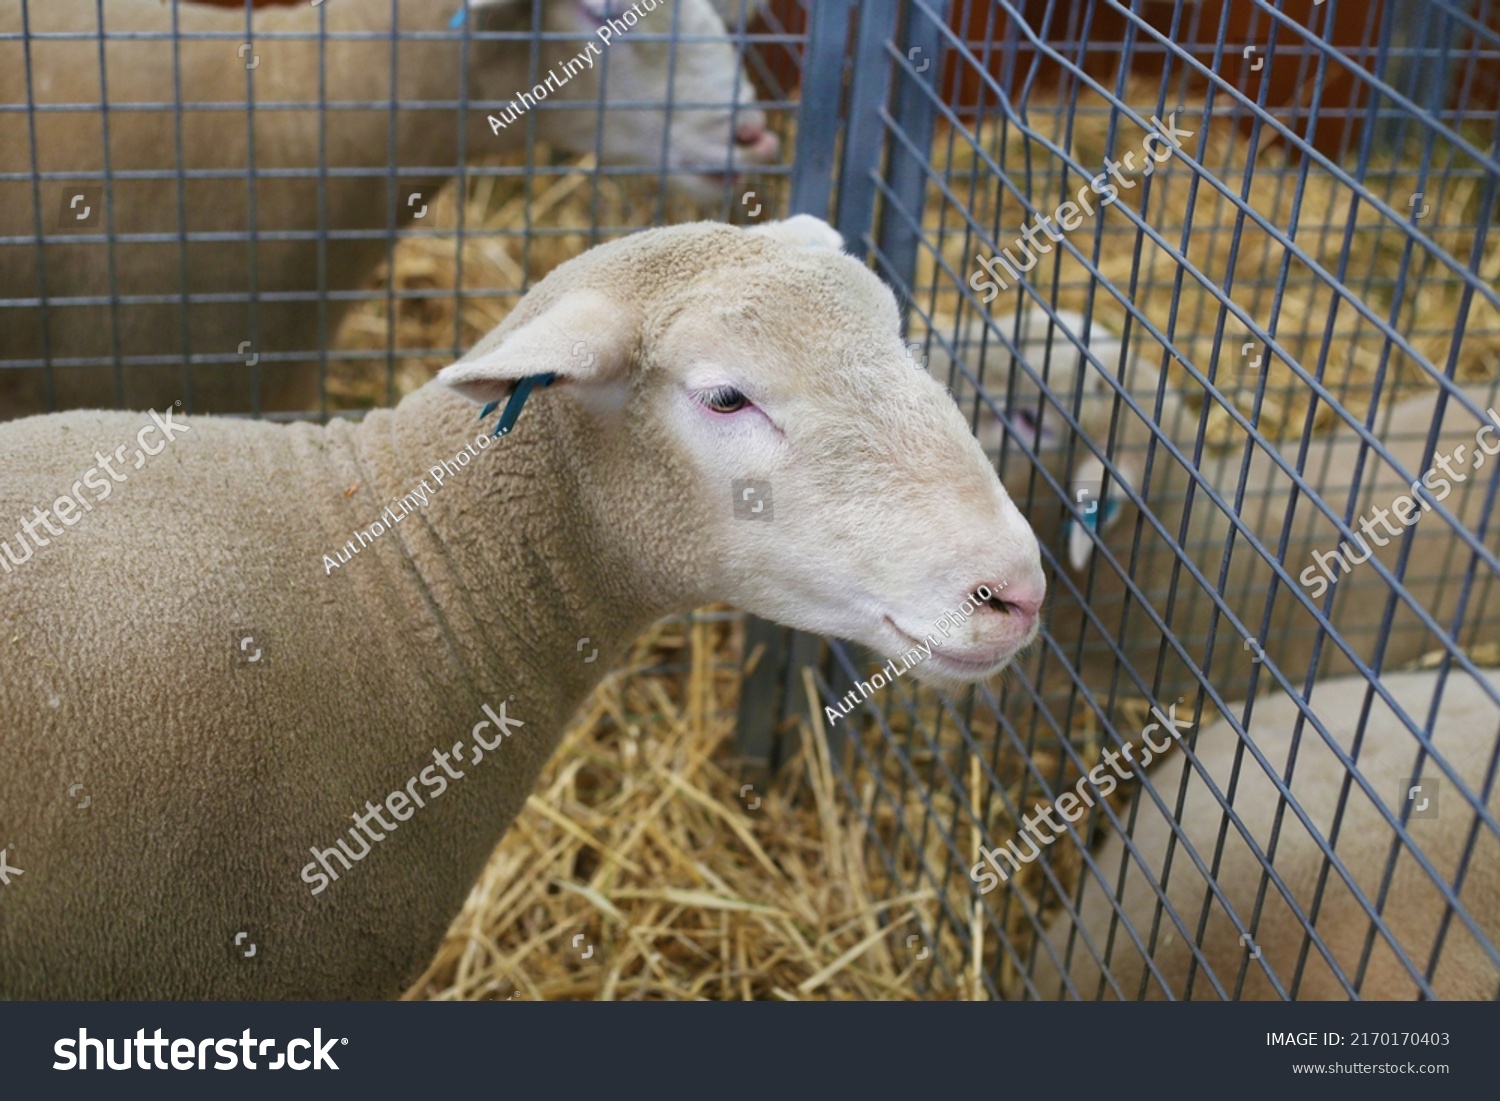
477 372 558 438
448 8 468 30
1063 496 1121 539
1081 497 1121 532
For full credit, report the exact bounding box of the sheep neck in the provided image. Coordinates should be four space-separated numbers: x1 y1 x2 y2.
347 379 711 729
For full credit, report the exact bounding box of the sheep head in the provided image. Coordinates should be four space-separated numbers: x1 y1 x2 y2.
464 0 778 198
440 216 1047 684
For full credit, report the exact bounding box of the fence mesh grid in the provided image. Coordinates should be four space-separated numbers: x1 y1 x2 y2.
816 0 1500 1000
0 0 801 419
0 0 808 714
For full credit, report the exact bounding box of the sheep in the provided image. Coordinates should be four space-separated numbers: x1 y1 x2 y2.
0 215 1047 999
0 0 780 420
1046 380 1499 709
931 306 1142 480
1014 668 1500 1000
931 309 1500 708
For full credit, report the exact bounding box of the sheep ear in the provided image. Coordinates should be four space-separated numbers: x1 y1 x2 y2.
438 290 635 404
750 215 844 253
1066 457 1136 572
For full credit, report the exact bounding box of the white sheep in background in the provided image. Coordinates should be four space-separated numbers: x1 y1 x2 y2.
931 306 1144 479
1045 380 1499 708
931 308 1500 707
0 0 779 419
1016 669 1500 1000
0 216 1046 999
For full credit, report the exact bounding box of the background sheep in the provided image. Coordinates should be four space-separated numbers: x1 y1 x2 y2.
1017 669 1500 1000
0 0 778 419
933 306 1137 478
933 309 1500 710
0 216 1045 999
1051 382 1498 711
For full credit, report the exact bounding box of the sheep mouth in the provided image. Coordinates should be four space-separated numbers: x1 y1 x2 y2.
883 617 1015 680
929 646 1013 676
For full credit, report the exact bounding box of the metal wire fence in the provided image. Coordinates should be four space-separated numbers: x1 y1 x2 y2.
0 0 807 717
753 0 1500 1000
0 0 802 420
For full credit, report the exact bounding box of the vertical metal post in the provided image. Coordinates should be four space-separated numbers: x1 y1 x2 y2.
1378 0 1454 152
736 0 861 768
876 0 951 313
834 2 900 250
814 1 901 767
787 0 855 221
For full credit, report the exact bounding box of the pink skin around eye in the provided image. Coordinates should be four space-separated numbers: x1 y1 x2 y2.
577 2 620 26
1011 407 1039 447
695 387 751 414
693 389 784 436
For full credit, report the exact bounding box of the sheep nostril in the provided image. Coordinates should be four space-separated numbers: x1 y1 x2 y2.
974 583 1042 625
735 121 766 146
734 124 780 161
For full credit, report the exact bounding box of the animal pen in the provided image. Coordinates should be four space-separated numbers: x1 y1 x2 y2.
2 0 1498 1002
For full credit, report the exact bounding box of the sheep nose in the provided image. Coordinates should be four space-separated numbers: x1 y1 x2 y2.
734 121 780 161
973 581 1043 632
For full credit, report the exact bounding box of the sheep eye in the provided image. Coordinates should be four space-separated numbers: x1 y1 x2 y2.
702 386 750 414
1011 407 1040 438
